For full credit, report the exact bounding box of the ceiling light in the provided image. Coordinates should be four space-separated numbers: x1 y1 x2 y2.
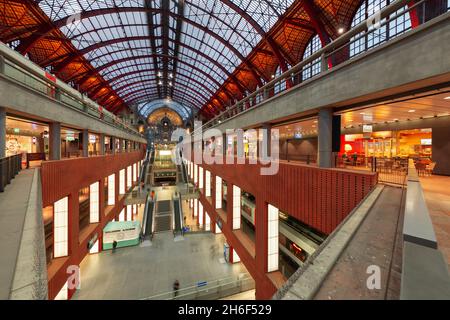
360 112 365 115
338 27 345 34
157 72 162 77
408 109 416 113
169 73 173 79
444 96 450 100
158 81 163 85
271 74 275 79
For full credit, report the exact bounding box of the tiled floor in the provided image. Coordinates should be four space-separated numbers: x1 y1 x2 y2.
72 232 250 300
221 289 255 300
419 175 450 267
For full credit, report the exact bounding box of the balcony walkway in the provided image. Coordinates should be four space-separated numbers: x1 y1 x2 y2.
420 175 450 267
313 186 405 300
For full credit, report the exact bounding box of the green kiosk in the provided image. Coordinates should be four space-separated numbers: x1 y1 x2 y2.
103 221 141 250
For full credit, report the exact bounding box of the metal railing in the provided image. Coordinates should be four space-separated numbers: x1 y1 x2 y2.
0 41 143 138
193 0 444 133
141 274 255 300
0 154 22 192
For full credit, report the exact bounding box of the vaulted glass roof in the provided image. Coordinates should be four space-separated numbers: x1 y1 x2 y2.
138 99 192 120
36 0 295 118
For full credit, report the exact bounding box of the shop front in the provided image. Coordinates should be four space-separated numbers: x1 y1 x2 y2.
5 117 49 166
339 128 433 167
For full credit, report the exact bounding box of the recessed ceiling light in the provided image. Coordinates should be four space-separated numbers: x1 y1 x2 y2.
444 96 450 100
360 112 365 115
338 27 345 34
408 109 416 113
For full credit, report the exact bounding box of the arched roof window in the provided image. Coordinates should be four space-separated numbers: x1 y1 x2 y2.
350 0 412 58
274 65 286 95
301 34 321 82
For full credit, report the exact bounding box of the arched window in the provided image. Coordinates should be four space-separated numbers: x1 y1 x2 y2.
274 65 286 94
350 0 412 58
302 34 322 81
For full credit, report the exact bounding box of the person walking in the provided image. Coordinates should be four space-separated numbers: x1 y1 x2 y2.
173 280 180 298
112 240 117 253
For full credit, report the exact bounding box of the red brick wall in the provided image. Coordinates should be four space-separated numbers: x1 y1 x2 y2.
191 157 377 299
41 151 144 299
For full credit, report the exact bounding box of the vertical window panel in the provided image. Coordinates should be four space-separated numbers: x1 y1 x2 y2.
267 204 279 272
108 174 115 206
233 185 241 230
54 197 68 258
90 182 99 223
215 176 222 209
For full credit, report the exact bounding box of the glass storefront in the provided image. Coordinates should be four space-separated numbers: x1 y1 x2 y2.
340 128 433 166
88 133 100 156
61 127 81 158
5 117 49 165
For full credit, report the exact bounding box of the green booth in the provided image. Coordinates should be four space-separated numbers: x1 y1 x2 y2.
103 221 141 250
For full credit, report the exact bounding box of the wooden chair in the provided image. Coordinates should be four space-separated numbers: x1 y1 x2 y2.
415 162 427 176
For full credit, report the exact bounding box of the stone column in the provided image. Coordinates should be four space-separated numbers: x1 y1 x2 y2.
318 108 333 168
111 137 116 155
118 139 123 153
259 124 272 159
49 122 61 160
99 133 105 156
81 129 89 157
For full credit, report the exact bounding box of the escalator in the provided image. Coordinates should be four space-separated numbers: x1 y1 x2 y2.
178 150 189 184
173 197 183 236
142 194 155 240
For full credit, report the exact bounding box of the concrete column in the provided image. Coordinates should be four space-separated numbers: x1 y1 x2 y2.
49 122 61 160
111 137 116 155
0 107 6 158
318 108 333 168
81 129 89 157
259 124 272 159
222 133 227 156
99 133 105 156
118 139 123 153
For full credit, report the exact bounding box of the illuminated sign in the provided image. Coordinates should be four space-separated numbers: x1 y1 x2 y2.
363 125 373 133
421 139 432 145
